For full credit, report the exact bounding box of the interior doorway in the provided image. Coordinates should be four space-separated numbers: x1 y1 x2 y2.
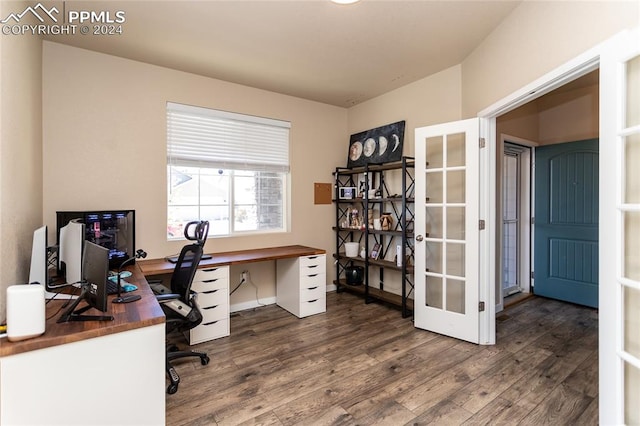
495 69 599 311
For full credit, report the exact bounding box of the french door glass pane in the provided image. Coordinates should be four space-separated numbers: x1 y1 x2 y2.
426 171 443 203
426 241 443 273
447 133 466 167
447 170 465 203
426 276 443 309
624 212 640 281
624 286 640 359
625 133 640 204
426 206 443 238
446 243 465 277
426 136 443 169
446 206 465 240
446 279 465 314
625 363 640 425
627 55 640 127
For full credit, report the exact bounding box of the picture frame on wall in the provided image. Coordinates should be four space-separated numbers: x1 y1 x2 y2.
347 121 406 168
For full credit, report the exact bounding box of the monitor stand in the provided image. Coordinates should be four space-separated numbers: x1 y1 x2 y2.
57 285 114 323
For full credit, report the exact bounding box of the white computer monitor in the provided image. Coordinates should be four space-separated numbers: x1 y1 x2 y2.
58 219 85 284
28 225 48 286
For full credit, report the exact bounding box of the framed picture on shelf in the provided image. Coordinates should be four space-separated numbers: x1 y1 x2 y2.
347 121 406 168
370 243 381 260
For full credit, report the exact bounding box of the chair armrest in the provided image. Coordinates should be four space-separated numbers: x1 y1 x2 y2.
159 297 194 319
156 293 181 302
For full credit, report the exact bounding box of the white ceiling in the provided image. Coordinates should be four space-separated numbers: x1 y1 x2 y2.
43 0 522 107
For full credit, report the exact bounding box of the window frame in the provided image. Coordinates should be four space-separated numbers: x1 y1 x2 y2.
166 102 290 240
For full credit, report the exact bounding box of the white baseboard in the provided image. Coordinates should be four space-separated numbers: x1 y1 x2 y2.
229 286 335 313
230 296 276 313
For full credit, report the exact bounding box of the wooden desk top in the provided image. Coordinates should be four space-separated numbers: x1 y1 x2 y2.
138 244 327 277
0 265 165 358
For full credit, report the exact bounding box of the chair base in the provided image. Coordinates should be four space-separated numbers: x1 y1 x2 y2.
166 347 210 394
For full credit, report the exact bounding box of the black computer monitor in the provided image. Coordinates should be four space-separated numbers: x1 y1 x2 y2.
57 241 113 323
83 241 109 313
56 210 135 269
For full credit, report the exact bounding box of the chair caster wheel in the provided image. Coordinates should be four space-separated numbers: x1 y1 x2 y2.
167 384 178 394
201 355 210 365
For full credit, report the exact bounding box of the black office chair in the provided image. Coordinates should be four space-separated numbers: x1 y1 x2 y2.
155 241 210 394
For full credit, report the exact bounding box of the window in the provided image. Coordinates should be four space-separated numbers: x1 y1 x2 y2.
167 102 290 239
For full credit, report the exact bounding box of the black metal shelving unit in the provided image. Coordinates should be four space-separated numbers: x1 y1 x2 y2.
333 157 415 318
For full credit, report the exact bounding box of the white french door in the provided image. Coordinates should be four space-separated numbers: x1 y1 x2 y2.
414 118 480 344
599 27 640 425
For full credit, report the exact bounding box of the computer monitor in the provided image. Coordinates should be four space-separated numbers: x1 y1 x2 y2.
56 210 135 269
82 241 109 313
28 225 48 286
57 241 113 323
58 219 85 284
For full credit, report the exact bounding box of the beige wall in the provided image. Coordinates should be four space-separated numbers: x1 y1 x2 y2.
462 0 639 117
348 65 462 149
538 84 599 145
497 82 599 146
0 2 43 322
42 42 346 305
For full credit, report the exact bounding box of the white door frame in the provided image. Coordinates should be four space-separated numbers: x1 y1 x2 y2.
477 27 638 421
476 38 601 346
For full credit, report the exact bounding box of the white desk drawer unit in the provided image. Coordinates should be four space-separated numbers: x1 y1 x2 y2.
276 254 326 318
186 266 230 344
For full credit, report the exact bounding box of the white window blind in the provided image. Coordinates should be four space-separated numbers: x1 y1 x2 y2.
167 102 290 172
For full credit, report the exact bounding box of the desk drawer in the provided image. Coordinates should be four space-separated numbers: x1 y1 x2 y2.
299 295 326 318
199 302 228 322
195 288 228 310
194 266 228 282
299 254 326 270
300 284 325 302
191 276 228 293
188 318 229 344
300 271 325 288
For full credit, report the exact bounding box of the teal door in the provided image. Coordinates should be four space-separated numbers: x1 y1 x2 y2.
534 139 598 308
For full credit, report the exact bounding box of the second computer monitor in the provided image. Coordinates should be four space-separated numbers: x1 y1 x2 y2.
83 241 109 313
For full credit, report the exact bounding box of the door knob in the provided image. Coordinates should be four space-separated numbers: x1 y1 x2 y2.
416 235 424 242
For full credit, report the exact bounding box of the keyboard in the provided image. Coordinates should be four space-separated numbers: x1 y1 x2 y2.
106 280 119 295
165 253 212 263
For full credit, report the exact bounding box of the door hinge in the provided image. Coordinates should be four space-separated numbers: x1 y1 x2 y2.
531 271 535 279
479 301 485 312
479 138 486 148
531 217 535 225
479 219 485 230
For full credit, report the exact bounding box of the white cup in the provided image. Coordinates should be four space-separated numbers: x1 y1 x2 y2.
373 218 382 230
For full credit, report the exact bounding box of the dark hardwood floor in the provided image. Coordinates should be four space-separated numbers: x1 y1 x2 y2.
165 291 598 425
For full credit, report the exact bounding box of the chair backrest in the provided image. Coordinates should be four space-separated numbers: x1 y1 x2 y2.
183 220 209 246
170 243 204 303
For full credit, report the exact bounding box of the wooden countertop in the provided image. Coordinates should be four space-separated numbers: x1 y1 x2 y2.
0 265 165 358
138 244 327 277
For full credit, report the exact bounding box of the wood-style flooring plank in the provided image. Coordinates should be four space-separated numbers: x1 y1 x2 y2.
165 292 599 426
